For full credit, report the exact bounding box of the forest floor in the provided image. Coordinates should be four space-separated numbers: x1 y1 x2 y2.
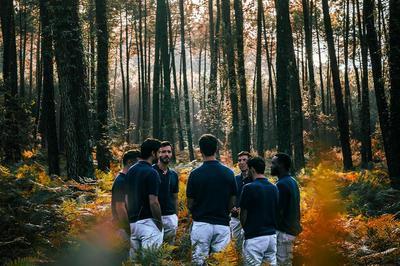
1 144 400 265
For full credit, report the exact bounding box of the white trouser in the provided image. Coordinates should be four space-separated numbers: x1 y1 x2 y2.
190 221 231 265
243 234 277 266
129 218 164 259
230 217 244 248
162 214 178 243
276 230 296 266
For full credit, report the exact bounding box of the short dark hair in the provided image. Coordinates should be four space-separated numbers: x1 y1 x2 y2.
238 151 251 158
160 141 172 149
199 134 218 156
275 153 291 170
123 149 140 166
140 138 161 159
247 156 266 174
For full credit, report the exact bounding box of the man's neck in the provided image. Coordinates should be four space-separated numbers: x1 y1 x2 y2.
278 171 290 179
157 161 168 171
140 158 153 165
241 170 249 179
121 166 130 174
203 155 217 161
253 173 265 180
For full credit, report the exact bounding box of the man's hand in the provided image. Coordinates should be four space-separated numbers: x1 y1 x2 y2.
149 194 163 232
153 218 163 232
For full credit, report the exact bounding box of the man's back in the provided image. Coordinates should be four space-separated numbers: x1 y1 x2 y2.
276 175 302 236
125 161 160 223
111 172 126 220
186 160 237 226
240 178 279 239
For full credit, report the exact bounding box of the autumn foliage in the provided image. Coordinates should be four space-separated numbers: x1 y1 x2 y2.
1 146 399 265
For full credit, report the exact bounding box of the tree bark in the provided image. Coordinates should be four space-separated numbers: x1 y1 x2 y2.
388 0 400 187
39 0 60 175
364 0 395 177
302 0 317 134
256 0 264 157
179 0 195 160
322 0 353 170
221 0 240 162
52 0 94 180
356 0 372 168
234 0 251 152
0 0 21 162
95 0 111 171
275 0 292 155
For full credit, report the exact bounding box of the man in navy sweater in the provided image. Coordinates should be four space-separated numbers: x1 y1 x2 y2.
187 134 237 265
153 141 179 243
240 157 279 266
230 151 252 248
271 153 302 265
125 138 163 259
111 149 140 236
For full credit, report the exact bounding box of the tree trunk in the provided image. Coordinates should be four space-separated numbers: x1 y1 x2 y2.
0 0 21 162
344 0 354 132
255 0 264 157
275 0 292 156
158 0 174 143
364 0 394 176
29 31 34 101
356 0 373 168
19 0 27 98
234 0 251 152
52 0 94 180
95 0 111 171
302 0 318 135
388 0 400 188
39 0 60 175
125 8 131 143
322 0 353 170
315 6 326 115
152 0 162 138
166 0 184 151
179 0 195 160
119 10 126 125
221 0 240 162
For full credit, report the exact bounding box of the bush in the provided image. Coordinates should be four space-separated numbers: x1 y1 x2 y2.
0 96 35 163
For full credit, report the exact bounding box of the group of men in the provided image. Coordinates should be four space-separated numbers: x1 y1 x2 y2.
111 134 301 266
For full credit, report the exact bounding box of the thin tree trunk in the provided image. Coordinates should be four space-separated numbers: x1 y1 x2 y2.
167 0 185 151
179 0 195 160
255 0 264 156
302 0 318 135
234 0 251 152
39 0 60 175
119 10 126 124
29 30 34 101
152 0 162 138
221 0 240 162
125 8 131 143
35 23 42 133
134 20 142 143
364 0 397 184
322 0 353 170
314 7 326 115
356 0 372 168
276 0 292 155
95 0 111 171
19 0 27 98
344 0 354 131
388 0 400 188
